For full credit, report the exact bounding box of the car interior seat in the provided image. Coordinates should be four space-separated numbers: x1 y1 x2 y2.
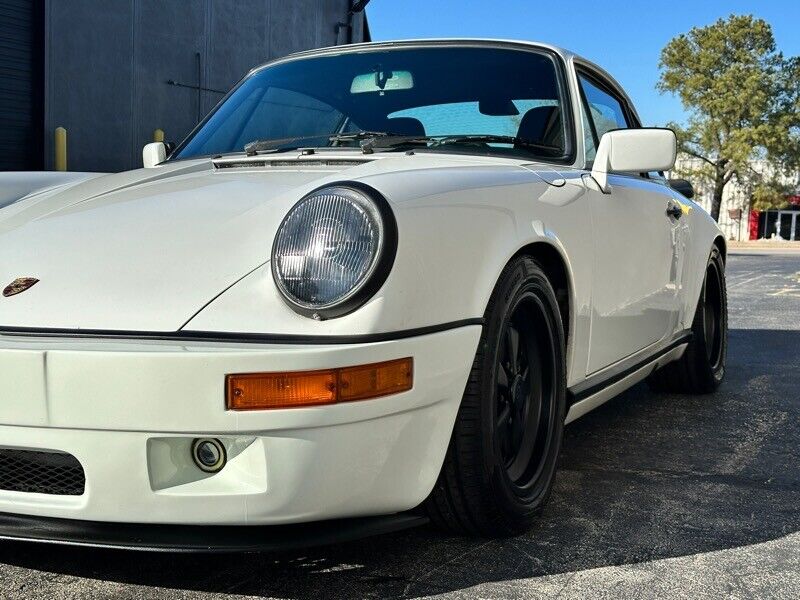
516 106 563 150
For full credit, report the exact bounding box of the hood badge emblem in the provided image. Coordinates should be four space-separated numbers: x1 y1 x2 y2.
3 277 40 297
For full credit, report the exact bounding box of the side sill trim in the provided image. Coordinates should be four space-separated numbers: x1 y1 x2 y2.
567 331 693 406
0 318 484 346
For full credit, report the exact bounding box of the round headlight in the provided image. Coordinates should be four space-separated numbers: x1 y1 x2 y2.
271 184 397 319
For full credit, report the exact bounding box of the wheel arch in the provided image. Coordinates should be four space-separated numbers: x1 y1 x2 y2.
713 235 727 263
682 232 728 332
509 242 572 347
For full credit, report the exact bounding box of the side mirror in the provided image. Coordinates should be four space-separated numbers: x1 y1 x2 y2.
142 142 167 168
668 178 694 199
591 128 677 193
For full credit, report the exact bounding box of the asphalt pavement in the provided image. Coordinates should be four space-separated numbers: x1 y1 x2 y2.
0 251 798 599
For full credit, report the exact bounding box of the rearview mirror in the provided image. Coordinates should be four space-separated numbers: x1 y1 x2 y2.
142 142 167 168
591 128 676 193
350 70 414 94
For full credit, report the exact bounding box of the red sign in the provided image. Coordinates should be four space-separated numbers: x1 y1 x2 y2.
749 210 760 240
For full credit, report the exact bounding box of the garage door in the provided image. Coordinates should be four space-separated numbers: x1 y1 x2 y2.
0 0 43 170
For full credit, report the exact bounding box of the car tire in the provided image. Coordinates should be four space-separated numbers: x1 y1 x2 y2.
424 256 566 537
648 245 727 394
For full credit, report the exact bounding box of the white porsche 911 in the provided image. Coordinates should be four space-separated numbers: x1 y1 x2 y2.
0 40 727 550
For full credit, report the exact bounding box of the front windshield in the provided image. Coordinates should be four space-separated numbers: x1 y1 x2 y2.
173 45 569 160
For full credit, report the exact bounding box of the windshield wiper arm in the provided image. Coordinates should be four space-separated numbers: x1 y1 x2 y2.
244 131 395 156
328 131 393 142
430 135 560 153
244 134 337 156
357 134 561 154
244 132 559 156
350 134 435 153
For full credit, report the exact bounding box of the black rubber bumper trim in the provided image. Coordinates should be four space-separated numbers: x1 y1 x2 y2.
0 512 429 553
0 319 484 345
567 330 693 405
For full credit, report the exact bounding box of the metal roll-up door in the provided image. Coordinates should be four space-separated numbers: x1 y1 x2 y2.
0 0 43 171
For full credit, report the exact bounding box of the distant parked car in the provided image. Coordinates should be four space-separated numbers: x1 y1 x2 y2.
0 39 726 550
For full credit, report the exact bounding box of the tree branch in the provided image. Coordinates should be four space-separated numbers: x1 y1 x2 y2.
681 147 717 168
723 169 736 185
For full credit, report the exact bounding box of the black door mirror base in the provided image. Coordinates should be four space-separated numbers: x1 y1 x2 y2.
668 178 694 199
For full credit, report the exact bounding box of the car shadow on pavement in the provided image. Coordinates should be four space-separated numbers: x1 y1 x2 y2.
0 328 797 599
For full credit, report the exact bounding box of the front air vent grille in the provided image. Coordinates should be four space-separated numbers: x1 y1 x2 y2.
213 158 372 169
0 448 86 496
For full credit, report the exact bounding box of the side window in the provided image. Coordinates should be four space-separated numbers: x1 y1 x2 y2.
580 103 598 163
578 72 631 163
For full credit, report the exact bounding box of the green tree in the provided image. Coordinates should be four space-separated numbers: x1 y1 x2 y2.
658 14 800 221
751 179 796 212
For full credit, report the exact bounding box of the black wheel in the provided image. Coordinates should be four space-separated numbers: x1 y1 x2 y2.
424 256 566 536
648 245 727 394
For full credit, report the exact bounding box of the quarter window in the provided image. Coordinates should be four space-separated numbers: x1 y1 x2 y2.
578 73 631 162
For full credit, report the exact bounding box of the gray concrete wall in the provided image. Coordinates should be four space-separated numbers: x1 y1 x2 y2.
44 0 366 172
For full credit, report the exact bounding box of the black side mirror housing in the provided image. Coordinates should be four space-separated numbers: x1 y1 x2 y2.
669 178 694 199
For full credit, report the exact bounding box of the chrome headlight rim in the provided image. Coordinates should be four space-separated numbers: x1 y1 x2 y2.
271 181 398 320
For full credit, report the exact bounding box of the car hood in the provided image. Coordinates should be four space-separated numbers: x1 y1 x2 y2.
0 158 359 331
0 152 554 332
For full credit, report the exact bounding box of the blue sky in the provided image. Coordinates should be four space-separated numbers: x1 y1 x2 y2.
365 1 800 127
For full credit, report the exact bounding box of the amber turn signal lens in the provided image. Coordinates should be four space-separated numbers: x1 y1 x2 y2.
338 358 414 402
226 370 337 410
226 357 413 410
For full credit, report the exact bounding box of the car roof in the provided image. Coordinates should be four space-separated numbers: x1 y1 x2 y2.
273 38 579 63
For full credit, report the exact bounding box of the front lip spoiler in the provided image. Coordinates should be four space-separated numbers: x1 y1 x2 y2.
0 512 428 553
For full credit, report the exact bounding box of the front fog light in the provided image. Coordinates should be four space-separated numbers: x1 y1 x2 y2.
191 438 226 473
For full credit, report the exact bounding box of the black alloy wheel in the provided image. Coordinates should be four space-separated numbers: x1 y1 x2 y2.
647 244 727 394
495 295 558 497
702 256 725 373
424 256 566 536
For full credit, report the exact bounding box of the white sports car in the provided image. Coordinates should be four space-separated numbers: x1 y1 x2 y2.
0 39 727 550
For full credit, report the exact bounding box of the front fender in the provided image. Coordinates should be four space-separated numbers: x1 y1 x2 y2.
183 167 592 384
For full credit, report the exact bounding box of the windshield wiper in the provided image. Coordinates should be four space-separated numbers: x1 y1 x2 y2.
359 134 561 155
328 131 393 143
244 134 334 156
244 131 394 156
352 134 433 153
244 132 560 157
431 135 560 153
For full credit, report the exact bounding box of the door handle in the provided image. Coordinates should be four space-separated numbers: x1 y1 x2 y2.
666 202 683 219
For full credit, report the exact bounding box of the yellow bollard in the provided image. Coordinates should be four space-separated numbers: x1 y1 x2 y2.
54 127 67 171
153 128 165 143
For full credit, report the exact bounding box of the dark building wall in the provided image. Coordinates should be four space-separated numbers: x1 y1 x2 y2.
43 0 366 173
0 0 44 170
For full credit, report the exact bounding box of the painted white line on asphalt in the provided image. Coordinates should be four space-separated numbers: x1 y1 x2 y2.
727 274 767 289
725 271 758 283
770 288 800 297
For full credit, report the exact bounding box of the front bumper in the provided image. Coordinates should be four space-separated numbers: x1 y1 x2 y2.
0 325 480 528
